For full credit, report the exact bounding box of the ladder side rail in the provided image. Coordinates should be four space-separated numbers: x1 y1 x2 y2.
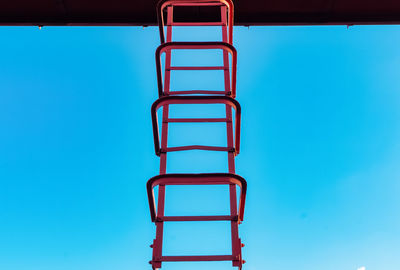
152 6 174 269
221 5 242 268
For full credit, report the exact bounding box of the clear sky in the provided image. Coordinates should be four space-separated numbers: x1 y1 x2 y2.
0 25 399 270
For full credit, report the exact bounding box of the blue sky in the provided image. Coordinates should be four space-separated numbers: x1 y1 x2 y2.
0 25 399 270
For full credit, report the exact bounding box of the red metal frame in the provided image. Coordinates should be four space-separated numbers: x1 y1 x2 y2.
155 42 237 97
148 1 245 269
147 173 247 223
156 0 234 44
151 96 241 156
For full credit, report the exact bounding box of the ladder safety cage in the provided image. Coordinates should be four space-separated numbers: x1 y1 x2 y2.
151 96 241 156
157 0 234 44
147 0 246 269
155 41 237 97
147 173 247 223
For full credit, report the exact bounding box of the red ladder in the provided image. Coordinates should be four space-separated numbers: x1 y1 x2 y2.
147 1 246 269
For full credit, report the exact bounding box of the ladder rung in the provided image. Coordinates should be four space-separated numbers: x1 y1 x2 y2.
167 90 227 95
164 145 232 152
160 215 235 221
160 255 234 262
168 22 226 26
165 118 228 123
167 2 225 7
168 66 227 71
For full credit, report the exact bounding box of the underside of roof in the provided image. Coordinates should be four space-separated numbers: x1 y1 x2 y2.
1 0 400 26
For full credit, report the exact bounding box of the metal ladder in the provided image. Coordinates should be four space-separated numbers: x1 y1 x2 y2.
147 1 246 268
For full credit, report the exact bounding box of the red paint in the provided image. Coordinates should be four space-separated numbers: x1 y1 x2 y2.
148 1 246 268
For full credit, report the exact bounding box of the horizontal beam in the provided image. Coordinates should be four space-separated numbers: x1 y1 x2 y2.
164 118 228 123
160 215 235 221
160 255 233 262
164 145 232 152
167 66 227 71
1 0 400 26
167 90 227 95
